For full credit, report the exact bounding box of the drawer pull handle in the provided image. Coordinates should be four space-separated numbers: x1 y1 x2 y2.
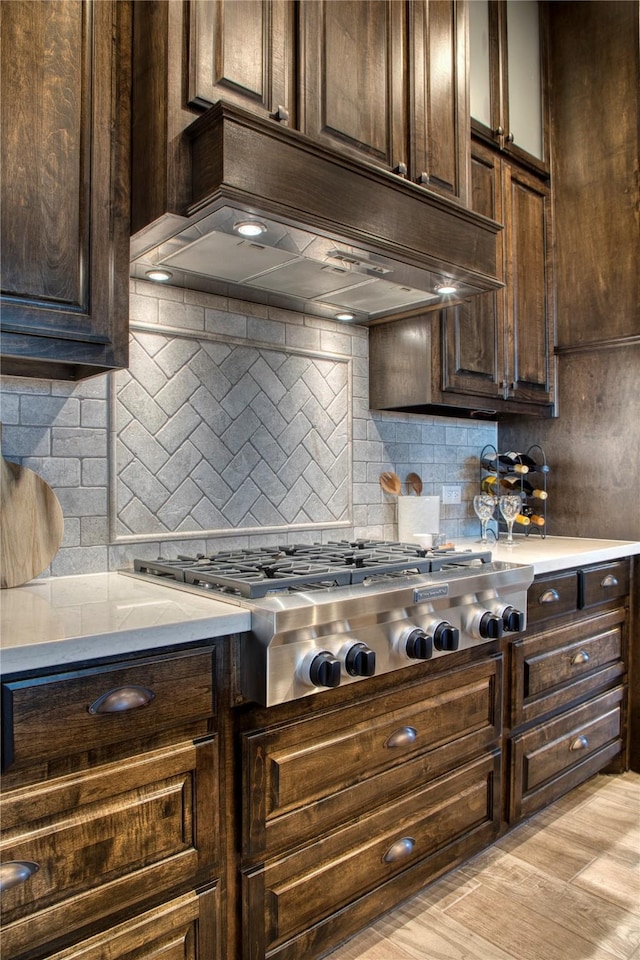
571 650 591 665
539 588 560 604
601 574 618 588
88 685 155 715
570 735 589 751
383 837 415 863
0 861 39 892
386 726 418 748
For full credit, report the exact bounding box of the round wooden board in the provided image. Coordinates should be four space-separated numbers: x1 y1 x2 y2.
1 454 64 588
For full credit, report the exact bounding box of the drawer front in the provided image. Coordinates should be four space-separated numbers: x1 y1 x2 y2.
579 560 630 610
243 750 500 959
509 686 623 823
526 571 578 627
242 657 502 857
1 648 216 769
44 887 220 960
0 738 218 957
510 608 626 729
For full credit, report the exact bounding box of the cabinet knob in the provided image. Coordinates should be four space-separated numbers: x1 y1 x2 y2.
271 105 289 123
505 131 515 143
0 861 39 892
394 162 408 178
601 574 618 588
415 172 429 185
383 837 415 863
539 588 560 604
495 125 504 137
570 650 591 666
570 735 589 751
88 685 155 715
385 726 418 749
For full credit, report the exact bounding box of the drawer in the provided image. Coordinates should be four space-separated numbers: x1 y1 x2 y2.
526 570 578 628
579 560 630 610
241 656 502 858
41 887 220 960
0 738 218 958
1 647 216 770
509 686 623 823
242 750 500 960
510 609 625 727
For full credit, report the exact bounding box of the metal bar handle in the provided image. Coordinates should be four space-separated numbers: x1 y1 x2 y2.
383 837 415 863
88 685 155 715
539 588 560 604
570 735 589 751
385 726 418 749
0 861 39 892
570 650 591 665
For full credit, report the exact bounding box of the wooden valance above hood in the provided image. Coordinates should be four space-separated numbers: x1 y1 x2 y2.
131 102 502 324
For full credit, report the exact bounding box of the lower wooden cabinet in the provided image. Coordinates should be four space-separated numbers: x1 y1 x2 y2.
242 750 501 960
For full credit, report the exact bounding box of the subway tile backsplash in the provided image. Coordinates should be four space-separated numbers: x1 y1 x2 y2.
0 281 497 576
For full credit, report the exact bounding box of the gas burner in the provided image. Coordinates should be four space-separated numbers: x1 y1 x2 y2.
133 542 492 599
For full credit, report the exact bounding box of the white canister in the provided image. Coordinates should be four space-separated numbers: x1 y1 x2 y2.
397 496 440 543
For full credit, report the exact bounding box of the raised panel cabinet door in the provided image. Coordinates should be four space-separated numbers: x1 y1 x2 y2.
409 0 470 203
504 162 554 406
0 0 130 380
440 143 505 402
299 0 406 173
188 0 295 121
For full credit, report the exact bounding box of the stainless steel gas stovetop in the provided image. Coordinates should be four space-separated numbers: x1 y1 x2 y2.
124 540 534 706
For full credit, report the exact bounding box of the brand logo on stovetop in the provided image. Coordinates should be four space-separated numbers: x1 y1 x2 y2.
414 584 450 602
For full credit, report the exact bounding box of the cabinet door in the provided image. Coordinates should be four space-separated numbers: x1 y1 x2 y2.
299 0 406 174
0 0 130 380
469 0 548 173
504 162 554 406
409 0 470 203
188 0 295 121
440 143 505 402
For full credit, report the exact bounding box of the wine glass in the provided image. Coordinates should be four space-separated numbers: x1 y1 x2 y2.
473 494 496 543
499 494 521 546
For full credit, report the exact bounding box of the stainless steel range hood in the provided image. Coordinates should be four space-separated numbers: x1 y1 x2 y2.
130 102 503 324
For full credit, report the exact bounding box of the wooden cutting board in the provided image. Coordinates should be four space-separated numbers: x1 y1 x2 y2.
1 450 64 588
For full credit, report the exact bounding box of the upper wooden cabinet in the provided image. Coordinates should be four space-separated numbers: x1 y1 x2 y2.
187 0 296 120
0 0 131 381
469 0 549 174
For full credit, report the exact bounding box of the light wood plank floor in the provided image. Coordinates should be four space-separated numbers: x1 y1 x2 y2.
324 772 640 960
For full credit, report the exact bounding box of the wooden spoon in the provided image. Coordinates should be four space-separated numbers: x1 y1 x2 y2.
406 472 423 495
379 472 402 495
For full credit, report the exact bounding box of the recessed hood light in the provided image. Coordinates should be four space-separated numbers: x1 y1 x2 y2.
335 312 355 321
145 268 173 282
435 281 458 295
234 219 267 238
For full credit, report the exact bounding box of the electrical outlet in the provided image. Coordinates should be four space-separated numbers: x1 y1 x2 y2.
442 485 461 504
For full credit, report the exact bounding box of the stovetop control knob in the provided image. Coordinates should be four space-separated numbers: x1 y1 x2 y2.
307 651 341 689
432 621 459 651
344 642 376 677
499 604 526 633
405 628 433 661
479 611 504 639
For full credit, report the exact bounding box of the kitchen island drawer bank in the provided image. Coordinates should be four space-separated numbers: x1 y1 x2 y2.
0 539 637 960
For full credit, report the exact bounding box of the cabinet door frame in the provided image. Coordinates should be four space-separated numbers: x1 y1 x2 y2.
298 0 407 174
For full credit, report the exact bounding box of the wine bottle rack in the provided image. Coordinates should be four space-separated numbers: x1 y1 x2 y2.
479 444 548 539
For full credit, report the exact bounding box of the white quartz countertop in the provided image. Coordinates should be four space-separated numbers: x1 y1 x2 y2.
0 572 250 675
1 537 638 676
454 535 640 575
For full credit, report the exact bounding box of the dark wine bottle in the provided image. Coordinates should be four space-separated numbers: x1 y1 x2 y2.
503 451 550 474
520 504 546 526
521 479 548 500
480 452 529 475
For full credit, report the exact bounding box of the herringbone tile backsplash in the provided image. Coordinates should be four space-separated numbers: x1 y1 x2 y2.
0 281 497 576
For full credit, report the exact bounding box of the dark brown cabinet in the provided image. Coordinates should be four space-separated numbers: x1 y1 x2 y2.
239 656 503 960
506 561 629 824
469 0 549 174
0 646 223 960
0 0 131 381
370 139 555 419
